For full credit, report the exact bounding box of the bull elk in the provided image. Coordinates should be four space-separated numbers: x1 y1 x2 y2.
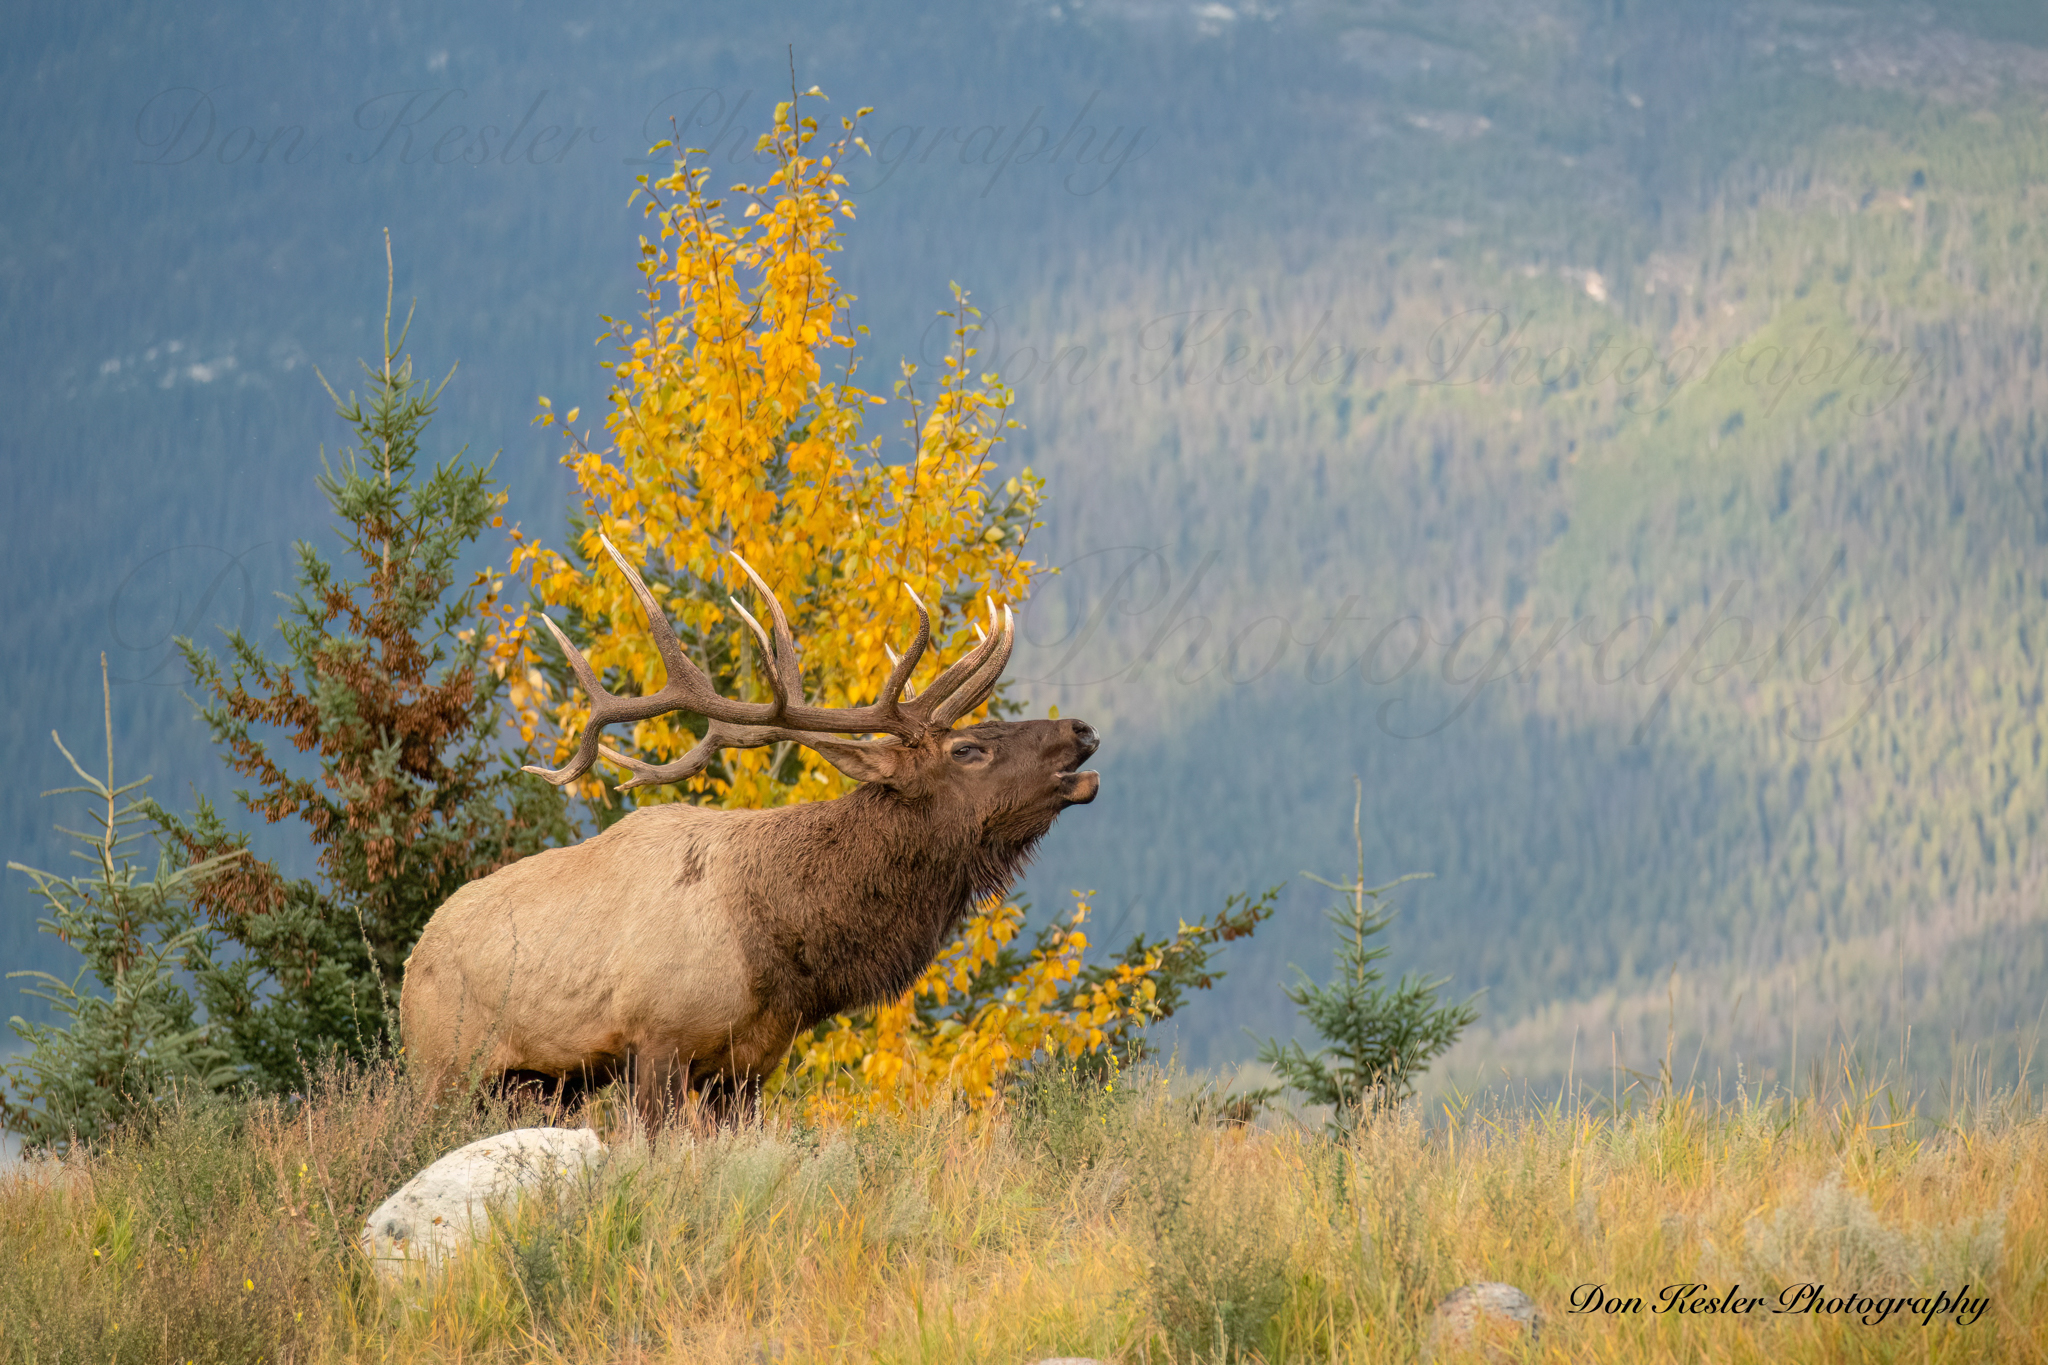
398 536 1099 1125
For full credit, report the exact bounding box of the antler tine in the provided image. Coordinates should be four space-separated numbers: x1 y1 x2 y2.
883 645 919 701
597 739 714 791
521 613 620 785
726 596 793 711
603 717 905 791
596 534 697 686
907 596 1009 719
728 551 805 705
930 605 1016 729
876 583 933 708
522 540 786 787
598 713 779 791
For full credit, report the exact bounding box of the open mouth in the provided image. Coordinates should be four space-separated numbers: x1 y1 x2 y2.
1056 769 1102 805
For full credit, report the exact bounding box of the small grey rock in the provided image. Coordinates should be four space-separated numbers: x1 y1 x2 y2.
1423 1281 1542 1361
359 1126 606 1281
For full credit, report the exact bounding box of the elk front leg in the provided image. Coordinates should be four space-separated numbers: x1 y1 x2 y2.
694 1068 762 1127
624 1047 694 1135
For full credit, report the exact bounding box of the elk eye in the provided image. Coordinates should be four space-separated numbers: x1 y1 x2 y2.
950 743 987 763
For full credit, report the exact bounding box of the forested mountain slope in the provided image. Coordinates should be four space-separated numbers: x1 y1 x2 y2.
4 0 2042 1097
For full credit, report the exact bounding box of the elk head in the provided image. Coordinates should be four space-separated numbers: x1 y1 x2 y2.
522 535 1099 847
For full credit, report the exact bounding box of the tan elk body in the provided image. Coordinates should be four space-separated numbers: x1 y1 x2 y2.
399 537 1098 1123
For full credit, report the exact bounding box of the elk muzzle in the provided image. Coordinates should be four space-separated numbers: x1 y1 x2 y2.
1057 718 1100 804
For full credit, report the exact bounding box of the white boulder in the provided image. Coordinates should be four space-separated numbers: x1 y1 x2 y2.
359 1126 606 1280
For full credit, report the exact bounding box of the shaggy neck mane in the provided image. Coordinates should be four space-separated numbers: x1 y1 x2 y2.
744 781 1059 1024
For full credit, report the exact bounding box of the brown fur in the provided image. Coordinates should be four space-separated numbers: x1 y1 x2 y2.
398 717 1099 1126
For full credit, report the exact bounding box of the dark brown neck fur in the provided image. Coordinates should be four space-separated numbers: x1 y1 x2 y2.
722 783 1055 1029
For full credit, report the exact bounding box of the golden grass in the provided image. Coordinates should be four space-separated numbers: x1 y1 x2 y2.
1 1054 2041 1363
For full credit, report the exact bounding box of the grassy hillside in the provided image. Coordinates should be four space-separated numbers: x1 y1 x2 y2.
1 1066 2039 1361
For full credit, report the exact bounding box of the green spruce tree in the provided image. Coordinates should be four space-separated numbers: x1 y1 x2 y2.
1259 780 1479 1125
149 238 571 1091
3 659 240 1152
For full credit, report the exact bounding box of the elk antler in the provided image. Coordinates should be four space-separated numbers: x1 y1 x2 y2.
523 534 1015 790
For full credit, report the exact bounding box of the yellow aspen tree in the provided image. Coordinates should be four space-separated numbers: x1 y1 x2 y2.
783 893 1166 1123
489 89 1043 812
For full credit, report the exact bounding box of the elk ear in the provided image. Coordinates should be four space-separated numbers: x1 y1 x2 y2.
803 737 911 786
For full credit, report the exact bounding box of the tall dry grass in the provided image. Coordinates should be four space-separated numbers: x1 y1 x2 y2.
0 1052 2041 1363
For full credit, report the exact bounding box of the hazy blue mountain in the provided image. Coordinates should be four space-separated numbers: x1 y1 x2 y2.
6 0 2045 1101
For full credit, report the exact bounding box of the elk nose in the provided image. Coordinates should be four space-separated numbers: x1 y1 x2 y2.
1068 719 1098 760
